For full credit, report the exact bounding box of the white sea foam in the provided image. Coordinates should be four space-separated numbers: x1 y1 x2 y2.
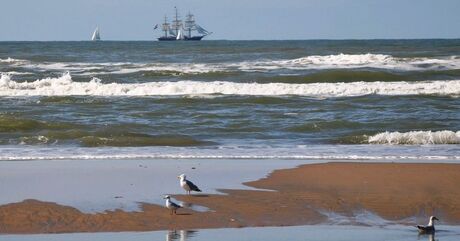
368 130 460 145
0 71 33 76
21 61 223 75
109 63 222 75
0 145 458 162
237 53 460 71
4 54 460 76
0 57 28 64
1 73 460 97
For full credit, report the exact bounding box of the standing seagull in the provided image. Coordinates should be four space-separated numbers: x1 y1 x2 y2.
164 195 181 215
178 174 202 195
416 216 439 234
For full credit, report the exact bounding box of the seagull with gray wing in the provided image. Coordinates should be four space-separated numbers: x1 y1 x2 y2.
178 174 202 195
416 216 439 234
164 195 181 215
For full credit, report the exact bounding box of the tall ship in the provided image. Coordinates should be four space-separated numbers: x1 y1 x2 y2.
157 7 211 41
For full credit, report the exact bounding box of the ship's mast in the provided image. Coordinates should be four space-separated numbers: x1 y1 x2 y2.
172 6 182 36
185 12 196 38
161 15 170 37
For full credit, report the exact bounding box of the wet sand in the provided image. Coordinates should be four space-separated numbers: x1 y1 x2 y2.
4 225 460 241
1 162 460 234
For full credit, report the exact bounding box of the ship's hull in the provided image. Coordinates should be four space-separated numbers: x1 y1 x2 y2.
158 36 205 41
184 36 205 41
157 36 177 41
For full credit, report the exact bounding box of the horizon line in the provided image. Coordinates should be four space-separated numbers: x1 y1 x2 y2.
1 37 460 42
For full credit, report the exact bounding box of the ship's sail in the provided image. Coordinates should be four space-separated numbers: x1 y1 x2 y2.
91 27 101 41
171 6 182 37
176 29 184 40
195 24 211 36
169 28 177 37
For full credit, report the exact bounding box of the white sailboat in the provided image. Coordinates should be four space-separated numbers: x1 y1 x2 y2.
91 27 101 41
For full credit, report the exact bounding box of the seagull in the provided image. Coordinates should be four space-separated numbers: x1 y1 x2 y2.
416 216 439 234
164 195 181 215
178 174 202 195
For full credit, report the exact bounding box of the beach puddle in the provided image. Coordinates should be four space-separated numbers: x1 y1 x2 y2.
2 225 460 241
0 158 308 213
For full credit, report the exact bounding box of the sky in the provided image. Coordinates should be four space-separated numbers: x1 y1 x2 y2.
0 0 459 41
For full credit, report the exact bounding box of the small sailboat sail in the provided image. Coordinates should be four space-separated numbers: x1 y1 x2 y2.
91 27 101 41
176 29 184 40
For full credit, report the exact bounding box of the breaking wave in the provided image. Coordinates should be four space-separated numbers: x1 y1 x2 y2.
368 130 460 145
3 54 460 76
1 73 459 97
234 53 460 72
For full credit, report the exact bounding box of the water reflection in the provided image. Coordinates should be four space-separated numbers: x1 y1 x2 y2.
166 230 197 241
178 201 210 212
418 233 436 241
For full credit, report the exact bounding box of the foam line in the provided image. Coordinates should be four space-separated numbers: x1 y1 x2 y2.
1 73 459 97
3 54 460 75
368 130 460 145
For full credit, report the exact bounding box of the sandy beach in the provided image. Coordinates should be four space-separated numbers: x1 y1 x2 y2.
1 162 459 234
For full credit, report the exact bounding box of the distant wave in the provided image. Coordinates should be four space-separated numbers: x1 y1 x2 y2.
2 54 460 76
0 57 28 64
368 130 460 145
4 60 223 75
1 73 459 97
241 53 460 71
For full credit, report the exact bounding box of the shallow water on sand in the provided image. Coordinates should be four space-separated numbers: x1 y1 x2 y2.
2 225 460 241
0 158 309 212
2 157 459 213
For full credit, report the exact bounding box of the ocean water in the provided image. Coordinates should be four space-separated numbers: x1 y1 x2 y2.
0 40 459 161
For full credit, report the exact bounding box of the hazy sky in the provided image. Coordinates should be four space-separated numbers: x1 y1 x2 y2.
1 0 459 41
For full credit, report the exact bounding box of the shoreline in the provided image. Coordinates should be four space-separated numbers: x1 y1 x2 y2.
1 162 460 234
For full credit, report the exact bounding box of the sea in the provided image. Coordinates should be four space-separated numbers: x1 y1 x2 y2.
0 40 459 161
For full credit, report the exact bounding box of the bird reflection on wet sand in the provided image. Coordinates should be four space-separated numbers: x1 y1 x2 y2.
166 230 197 241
